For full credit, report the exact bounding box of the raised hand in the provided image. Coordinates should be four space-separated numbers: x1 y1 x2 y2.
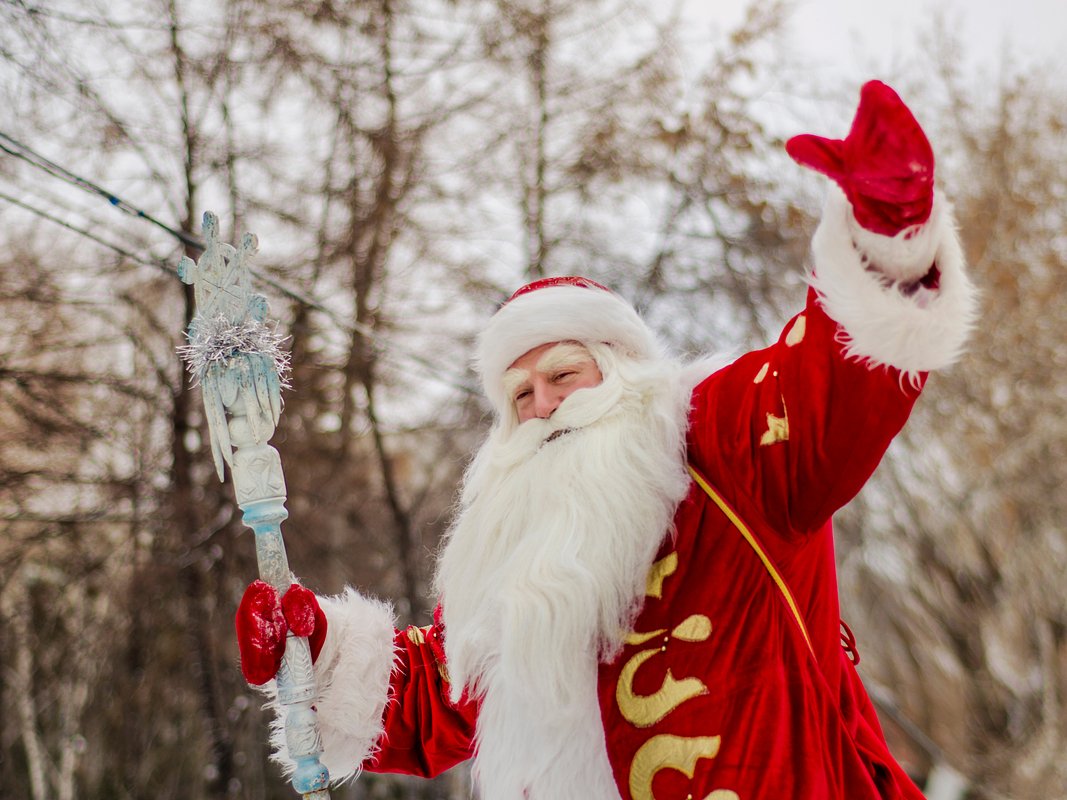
786 80 934 237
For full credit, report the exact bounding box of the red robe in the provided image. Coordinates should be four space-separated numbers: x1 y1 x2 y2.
363 289 926 799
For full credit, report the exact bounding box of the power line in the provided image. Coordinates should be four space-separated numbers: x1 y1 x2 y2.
15 4 184 32
0 130 478 393
16 172 159 252
0 130 205 252
0 188 174 275
0 188 374 331
0 188 479 396
0 130 402 349
0 130 400 335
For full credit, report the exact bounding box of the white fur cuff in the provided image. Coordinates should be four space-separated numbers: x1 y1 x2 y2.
266 588 396 785
809 187 978 378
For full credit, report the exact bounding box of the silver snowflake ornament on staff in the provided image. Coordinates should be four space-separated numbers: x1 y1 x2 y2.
176 211 331 800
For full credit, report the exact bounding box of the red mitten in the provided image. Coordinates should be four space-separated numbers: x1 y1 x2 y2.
786 80 934 236
236 580 288 685
281 583 328 664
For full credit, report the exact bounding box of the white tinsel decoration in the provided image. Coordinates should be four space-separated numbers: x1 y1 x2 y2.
178 313 292 388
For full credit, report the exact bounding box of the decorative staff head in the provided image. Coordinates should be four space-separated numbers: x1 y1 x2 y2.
177 212 290 481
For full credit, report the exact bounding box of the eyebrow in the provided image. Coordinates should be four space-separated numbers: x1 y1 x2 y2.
502 342 596 402
535 342 595 373
502 367 530 398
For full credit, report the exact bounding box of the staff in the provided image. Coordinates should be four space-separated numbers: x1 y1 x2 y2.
177 212 330 800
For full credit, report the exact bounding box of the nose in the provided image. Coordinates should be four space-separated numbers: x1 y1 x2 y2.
532 382 561 419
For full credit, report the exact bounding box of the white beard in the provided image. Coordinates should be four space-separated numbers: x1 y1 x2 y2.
434 345 692 800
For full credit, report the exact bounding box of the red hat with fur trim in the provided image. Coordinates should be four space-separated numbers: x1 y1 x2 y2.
475 276 662 418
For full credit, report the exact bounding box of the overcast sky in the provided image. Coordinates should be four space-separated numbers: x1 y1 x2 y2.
670 0 1067 141
687 0 1067 76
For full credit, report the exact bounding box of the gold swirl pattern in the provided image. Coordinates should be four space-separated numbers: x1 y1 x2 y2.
617 546 739 798
628 735 721 800
646 553 679 599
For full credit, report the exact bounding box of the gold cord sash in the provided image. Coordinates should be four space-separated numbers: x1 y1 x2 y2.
686 463 815 658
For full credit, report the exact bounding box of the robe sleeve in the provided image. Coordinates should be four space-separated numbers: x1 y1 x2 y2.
261 593 475 784
687 188 976 535
364 605 477 777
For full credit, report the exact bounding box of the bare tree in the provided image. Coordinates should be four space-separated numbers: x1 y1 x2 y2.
0 1 830 798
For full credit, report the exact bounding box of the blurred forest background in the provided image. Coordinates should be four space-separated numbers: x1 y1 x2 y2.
1 0 1065 798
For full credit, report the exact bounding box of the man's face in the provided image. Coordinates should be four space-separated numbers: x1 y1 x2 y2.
504 341 603 424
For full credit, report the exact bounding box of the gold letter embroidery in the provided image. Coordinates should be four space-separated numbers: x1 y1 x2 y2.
785 314 806 347
617 616 713 727
629 735 721 800
617 650 709 728
646 552 678 599
759 400 789 446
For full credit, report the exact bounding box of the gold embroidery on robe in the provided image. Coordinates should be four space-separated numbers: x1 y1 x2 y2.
623 551 724 796
753 362 770 384
704 791 741 800
785 314 806 347
617 615 713 727
629 735 721 800
405 625 427 645
646 552 678 598
617 648 709 727
672 615 712 641
759 399 789 446
626 628 668 647
437 662 451 684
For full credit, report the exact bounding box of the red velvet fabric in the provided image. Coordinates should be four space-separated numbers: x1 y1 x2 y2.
505 274 611 304
360 294 928 798
366 605 477 777
786 81 934 236
593 293 925 799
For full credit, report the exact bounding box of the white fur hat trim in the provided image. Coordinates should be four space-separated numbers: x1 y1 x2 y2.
475 281 661 415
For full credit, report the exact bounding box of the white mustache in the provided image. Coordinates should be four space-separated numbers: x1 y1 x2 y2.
489 378 625 470
542 428 573 445
527 375 624 439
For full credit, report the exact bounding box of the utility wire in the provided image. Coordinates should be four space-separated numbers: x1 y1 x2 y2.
14 4 185 31
0 130 416 342
0 186 349 328
0 188 173 275
0 187 479 395
0 130 205 252
0 129 379 341
16 172 158 252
